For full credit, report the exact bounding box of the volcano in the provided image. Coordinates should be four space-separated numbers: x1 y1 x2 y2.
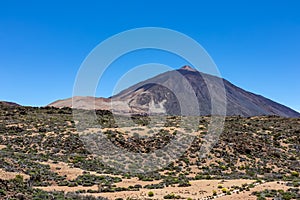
49 66 300 117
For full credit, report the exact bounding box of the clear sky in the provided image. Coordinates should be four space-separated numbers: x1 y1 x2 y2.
0 0 299 112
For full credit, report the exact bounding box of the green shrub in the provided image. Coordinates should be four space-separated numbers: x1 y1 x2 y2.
148 191 154 197
222 188 228 193
220 165 227 170
164 193 181 199
15 174 24 183
282 191 296 200
0 189 6 196
212 190 217 196
291 171 299 177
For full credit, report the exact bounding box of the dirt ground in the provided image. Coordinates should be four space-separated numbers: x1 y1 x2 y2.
35 179 256 199
0 168 29 180
14 161 295 200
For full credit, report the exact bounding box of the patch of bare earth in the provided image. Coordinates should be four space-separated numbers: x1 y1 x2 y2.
38 161 122 181
44 179 255 200
39 161 83 180
0 169 29 180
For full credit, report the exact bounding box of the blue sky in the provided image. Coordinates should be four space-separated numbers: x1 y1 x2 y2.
0 0 299 112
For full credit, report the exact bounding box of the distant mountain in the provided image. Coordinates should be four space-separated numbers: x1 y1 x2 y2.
0 101 20 107
48 66 300 117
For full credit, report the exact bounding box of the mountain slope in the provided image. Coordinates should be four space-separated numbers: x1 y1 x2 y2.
0 101 20 107
48 66 300 117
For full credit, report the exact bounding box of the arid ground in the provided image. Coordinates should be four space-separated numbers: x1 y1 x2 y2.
0 103 299 199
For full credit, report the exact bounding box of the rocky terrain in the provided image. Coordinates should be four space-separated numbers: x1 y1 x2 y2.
0 102 299 199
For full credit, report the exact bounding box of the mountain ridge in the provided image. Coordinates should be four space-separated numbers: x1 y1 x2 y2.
48 66 300 117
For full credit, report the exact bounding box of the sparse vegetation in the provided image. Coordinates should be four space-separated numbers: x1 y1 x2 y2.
0 103 299 199
253 189 299 200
